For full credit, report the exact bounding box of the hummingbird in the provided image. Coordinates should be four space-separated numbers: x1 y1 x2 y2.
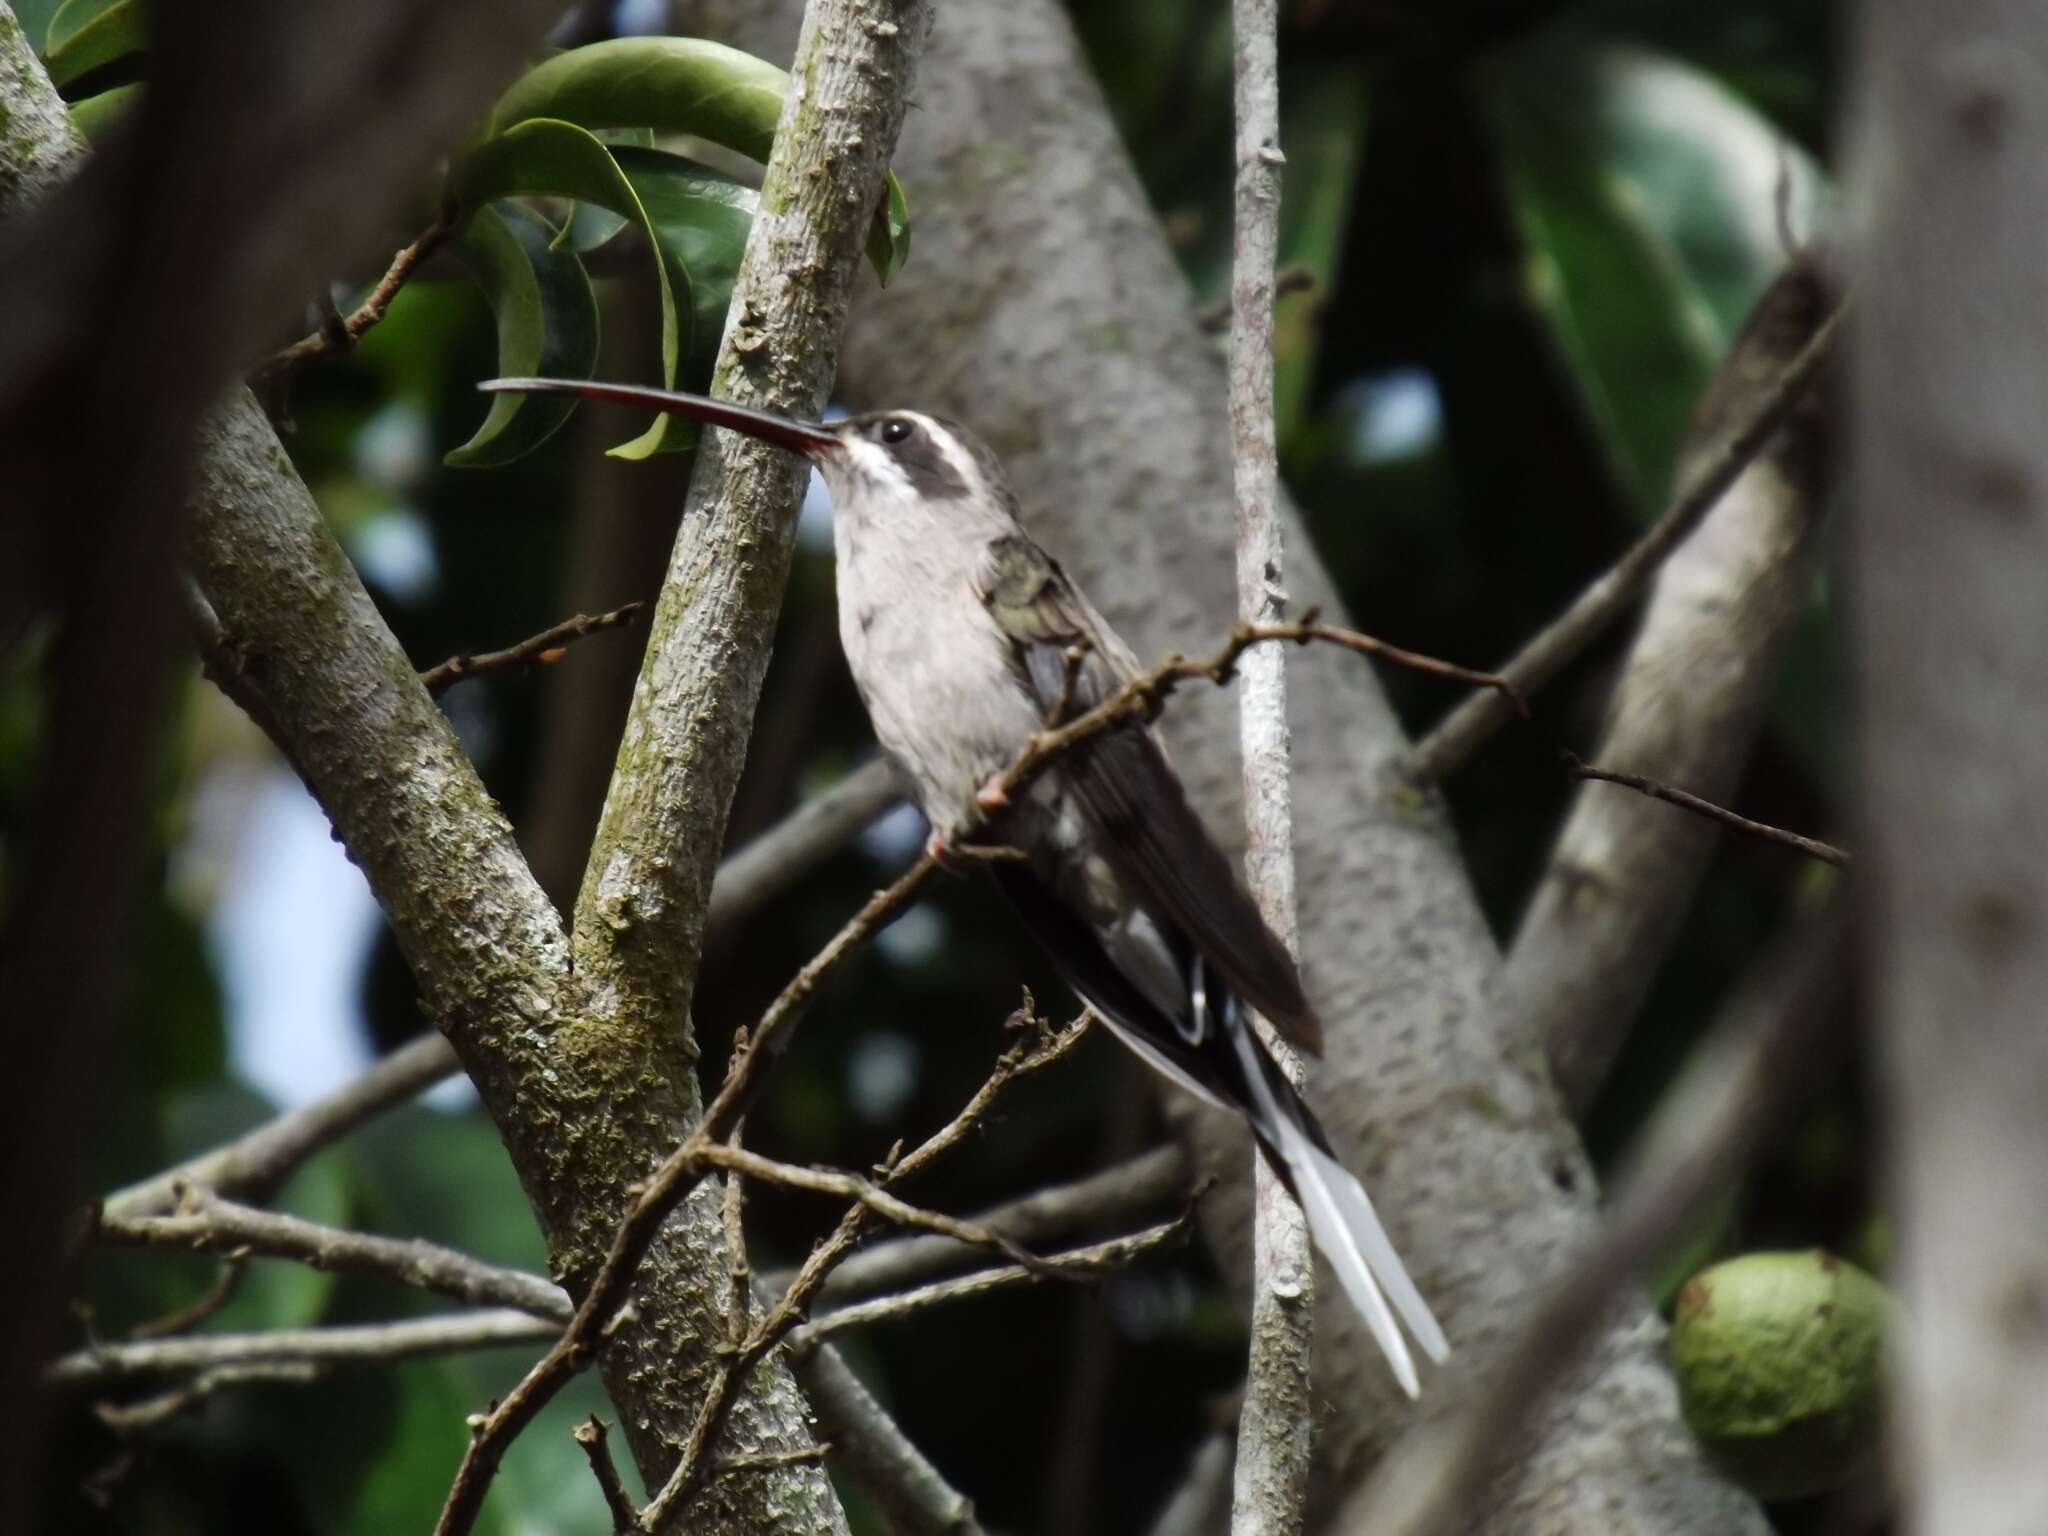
482 377 1451 1395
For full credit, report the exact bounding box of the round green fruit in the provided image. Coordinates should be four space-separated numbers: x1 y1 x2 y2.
1669 1249 1888 1501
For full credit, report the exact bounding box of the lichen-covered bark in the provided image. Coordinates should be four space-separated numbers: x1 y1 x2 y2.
1850 9 2048 1531
676 2 1766 1529
572 0 933 1035
1503 261 1835 1114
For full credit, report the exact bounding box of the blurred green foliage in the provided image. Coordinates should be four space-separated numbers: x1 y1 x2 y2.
5 0 1869 1531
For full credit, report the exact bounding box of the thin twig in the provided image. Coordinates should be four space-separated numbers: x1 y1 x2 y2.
788 1347 989 1536
713 1445 834 1477
127 1256 248 1341
1400 302 1846 786
47 1310 559 1390
790 1215 1189 1350
1563 752 1852 868
95 1186 572 1322
252 199 463 410
573 1417 641 1535
1347 909 1850 1536
421 602 647 696
1228 0 1316 1524
640 1005 1092 1530
94 1362 321 1434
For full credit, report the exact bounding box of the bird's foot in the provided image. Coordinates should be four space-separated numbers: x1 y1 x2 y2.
975 775 1012 813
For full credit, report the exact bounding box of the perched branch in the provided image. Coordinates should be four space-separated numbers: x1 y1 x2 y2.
574 1417 642 1536
250 201 462 418
94 1187 573 1322
421 601 647 696
1344 911 1849 1536
1226 0 1315 1528
791 1216 1188 1350
1563 753 1851 869
47 1310 559 1390
1400 299 1844 787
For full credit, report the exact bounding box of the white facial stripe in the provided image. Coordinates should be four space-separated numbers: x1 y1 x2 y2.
908 411 985 499
841 435 913 495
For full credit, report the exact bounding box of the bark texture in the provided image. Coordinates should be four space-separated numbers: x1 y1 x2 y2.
1850 10 2048 1532
676 1 1767 1528
1504 261 1835 1113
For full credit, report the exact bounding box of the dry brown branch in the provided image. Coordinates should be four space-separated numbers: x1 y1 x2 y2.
1563 753 1851 868
574 1416 641 1535
1401 302 1845 786
251 200 462 420
95 1187 572 1322
787 1347 988 1536
1344 910 1849 1536
93 1362 320 1434
126 1257 248 1341
421 602 647 696
47 1310 559 1390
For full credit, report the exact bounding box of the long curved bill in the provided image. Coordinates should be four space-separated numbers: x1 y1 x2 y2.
480 378 839 457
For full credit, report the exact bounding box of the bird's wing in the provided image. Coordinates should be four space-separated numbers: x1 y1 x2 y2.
973 533 1322 1055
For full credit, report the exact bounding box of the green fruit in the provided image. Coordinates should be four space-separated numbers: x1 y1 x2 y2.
1670 1249 1888 1501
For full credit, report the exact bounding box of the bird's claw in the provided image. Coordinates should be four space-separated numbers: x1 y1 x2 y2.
975 776 1012 813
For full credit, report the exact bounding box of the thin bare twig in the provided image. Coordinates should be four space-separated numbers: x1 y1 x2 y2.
94 1362 321 1434
421 602 647 696
252 200 463 413
127 1256 248 1341
788 1347 988 1536
714 1445 834 1477
790 1215 1189 1350
95 1186 572 1322
47 1310 559 1390
792 1143 1190 1307
1400 302 1846 786
1346 909 1850 1536
640 1005 1091 1529
1563 752 1852 868
573 1417 641 1535
1229 0 1316 1523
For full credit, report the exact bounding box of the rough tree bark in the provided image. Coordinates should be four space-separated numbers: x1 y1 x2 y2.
0 3 927 1529
1850 8 2048 1532
1503 260 1835 1114
676 1 1766 1529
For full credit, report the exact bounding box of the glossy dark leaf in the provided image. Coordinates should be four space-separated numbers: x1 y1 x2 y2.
66 80 138 141
488 35 909 285
43 0 144 89
445 202 600 468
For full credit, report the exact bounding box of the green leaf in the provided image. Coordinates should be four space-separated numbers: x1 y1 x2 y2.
452 118 681 457
445 202 600 468
867 167 912 286
66 81 139 142
1488 41 1823 515
487 36 909 286
43 0 144 90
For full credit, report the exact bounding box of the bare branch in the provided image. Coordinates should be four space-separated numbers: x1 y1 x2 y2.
1400 298 1844 787
574 1417 642 1536
1503 261 1839 1113
1148 1430 1237 1536
797 1144 1189 1307
1343 910 1849 1536
47 1310 559 1391
421 601 647 696
788 1348 988 1536
126 1258 248 1341
1564 753 1850 869
94 1187 573 1323
1226 0 1314 1527
251 200 463 421
791 1216 1188 1350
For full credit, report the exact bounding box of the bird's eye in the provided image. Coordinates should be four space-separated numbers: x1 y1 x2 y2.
879 417 914 445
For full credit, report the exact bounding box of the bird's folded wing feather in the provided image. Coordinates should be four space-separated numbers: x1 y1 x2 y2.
973 534 1322 1055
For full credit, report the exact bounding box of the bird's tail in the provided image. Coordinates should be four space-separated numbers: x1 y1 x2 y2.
1224 1004 1451 1398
